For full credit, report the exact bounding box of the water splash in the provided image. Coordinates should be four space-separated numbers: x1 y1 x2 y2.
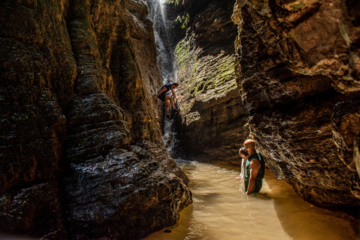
162 118 179 156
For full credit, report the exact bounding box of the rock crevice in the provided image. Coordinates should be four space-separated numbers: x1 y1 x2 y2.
164 0 250 163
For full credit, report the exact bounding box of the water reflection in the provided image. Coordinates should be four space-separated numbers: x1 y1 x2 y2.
143 161 360 240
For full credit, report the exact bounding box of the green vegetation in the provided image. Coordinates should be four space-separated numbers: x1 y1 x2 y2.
175 31 237 110
185 111 201 126
176 13 190 29
165 0 180 5
175 38 192 71
212 56 235 88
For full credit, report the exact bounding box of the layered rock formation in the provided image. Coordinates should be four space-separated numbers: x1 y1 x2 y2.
164 0 249 163
233 0 360 209
0 0 191 239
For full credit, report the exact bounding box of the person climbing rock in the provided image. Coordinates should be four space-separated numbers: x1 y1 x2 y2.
243 139 265 195
155 82 179 121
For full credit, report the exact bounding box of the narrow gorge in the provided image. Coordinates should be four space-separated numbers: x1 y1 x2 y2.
163 0 250 164
0 0 359 239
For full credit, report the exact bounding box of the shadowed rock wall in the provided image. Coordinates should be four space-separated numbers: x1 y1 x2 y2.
0 0 192 239
233 0 360 209
164 0 250 163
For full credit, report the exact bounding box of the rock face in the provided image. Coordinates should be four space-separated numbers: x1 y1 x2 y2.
164 0 249 163
233 0 360 209
0 0 192 239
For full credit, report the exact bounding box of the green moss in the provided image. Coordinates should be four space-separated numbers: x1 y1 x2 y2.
175 31 237 101
204 80 216 91
185 111 201 126
189 59 199 83
209 55 235 88
194 81 205 93
175 39 191 69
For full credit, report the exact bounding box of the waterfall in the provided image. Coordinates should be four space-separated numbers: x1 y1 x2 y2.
148 0 179 156
148 0 175 82
158 0 166 23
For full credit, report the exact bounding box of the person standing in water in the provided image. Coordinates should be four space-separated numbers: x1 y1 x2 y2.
155 82 179 121
235 147 249 181
244 139 265 195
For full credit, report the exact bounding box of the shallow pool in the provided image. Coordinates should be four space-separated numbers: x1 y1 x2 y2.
143 160 360 240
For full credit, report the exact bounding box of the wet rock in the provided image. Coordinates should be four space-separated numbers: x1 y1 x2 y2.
0 0 75 237
64 141 191 239
0 183 67 239
64 0 192 238
233 0 360 208
0 0 192 238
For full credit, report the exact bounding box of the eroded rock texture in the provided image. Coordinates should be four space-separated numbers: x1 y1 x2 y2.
164 0 249 163
233 0 360 208
0 0 192 239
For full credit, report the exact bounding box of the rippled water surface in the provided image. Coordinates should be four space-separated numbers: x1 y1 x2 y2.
144 161 360 240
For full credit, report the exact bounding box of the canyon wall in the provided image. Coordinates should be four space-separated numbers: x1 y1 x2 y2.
233 0 360 209
0 0 192 239
164 0 250 163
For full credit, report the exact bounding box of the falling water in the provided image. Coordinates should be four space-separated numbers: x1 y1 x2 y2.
158 0 166 23
148 0 178 155
148 0 176 82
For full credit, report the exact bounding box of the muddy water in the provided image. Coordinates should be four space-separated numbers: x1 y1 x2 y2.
144 160 360 240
